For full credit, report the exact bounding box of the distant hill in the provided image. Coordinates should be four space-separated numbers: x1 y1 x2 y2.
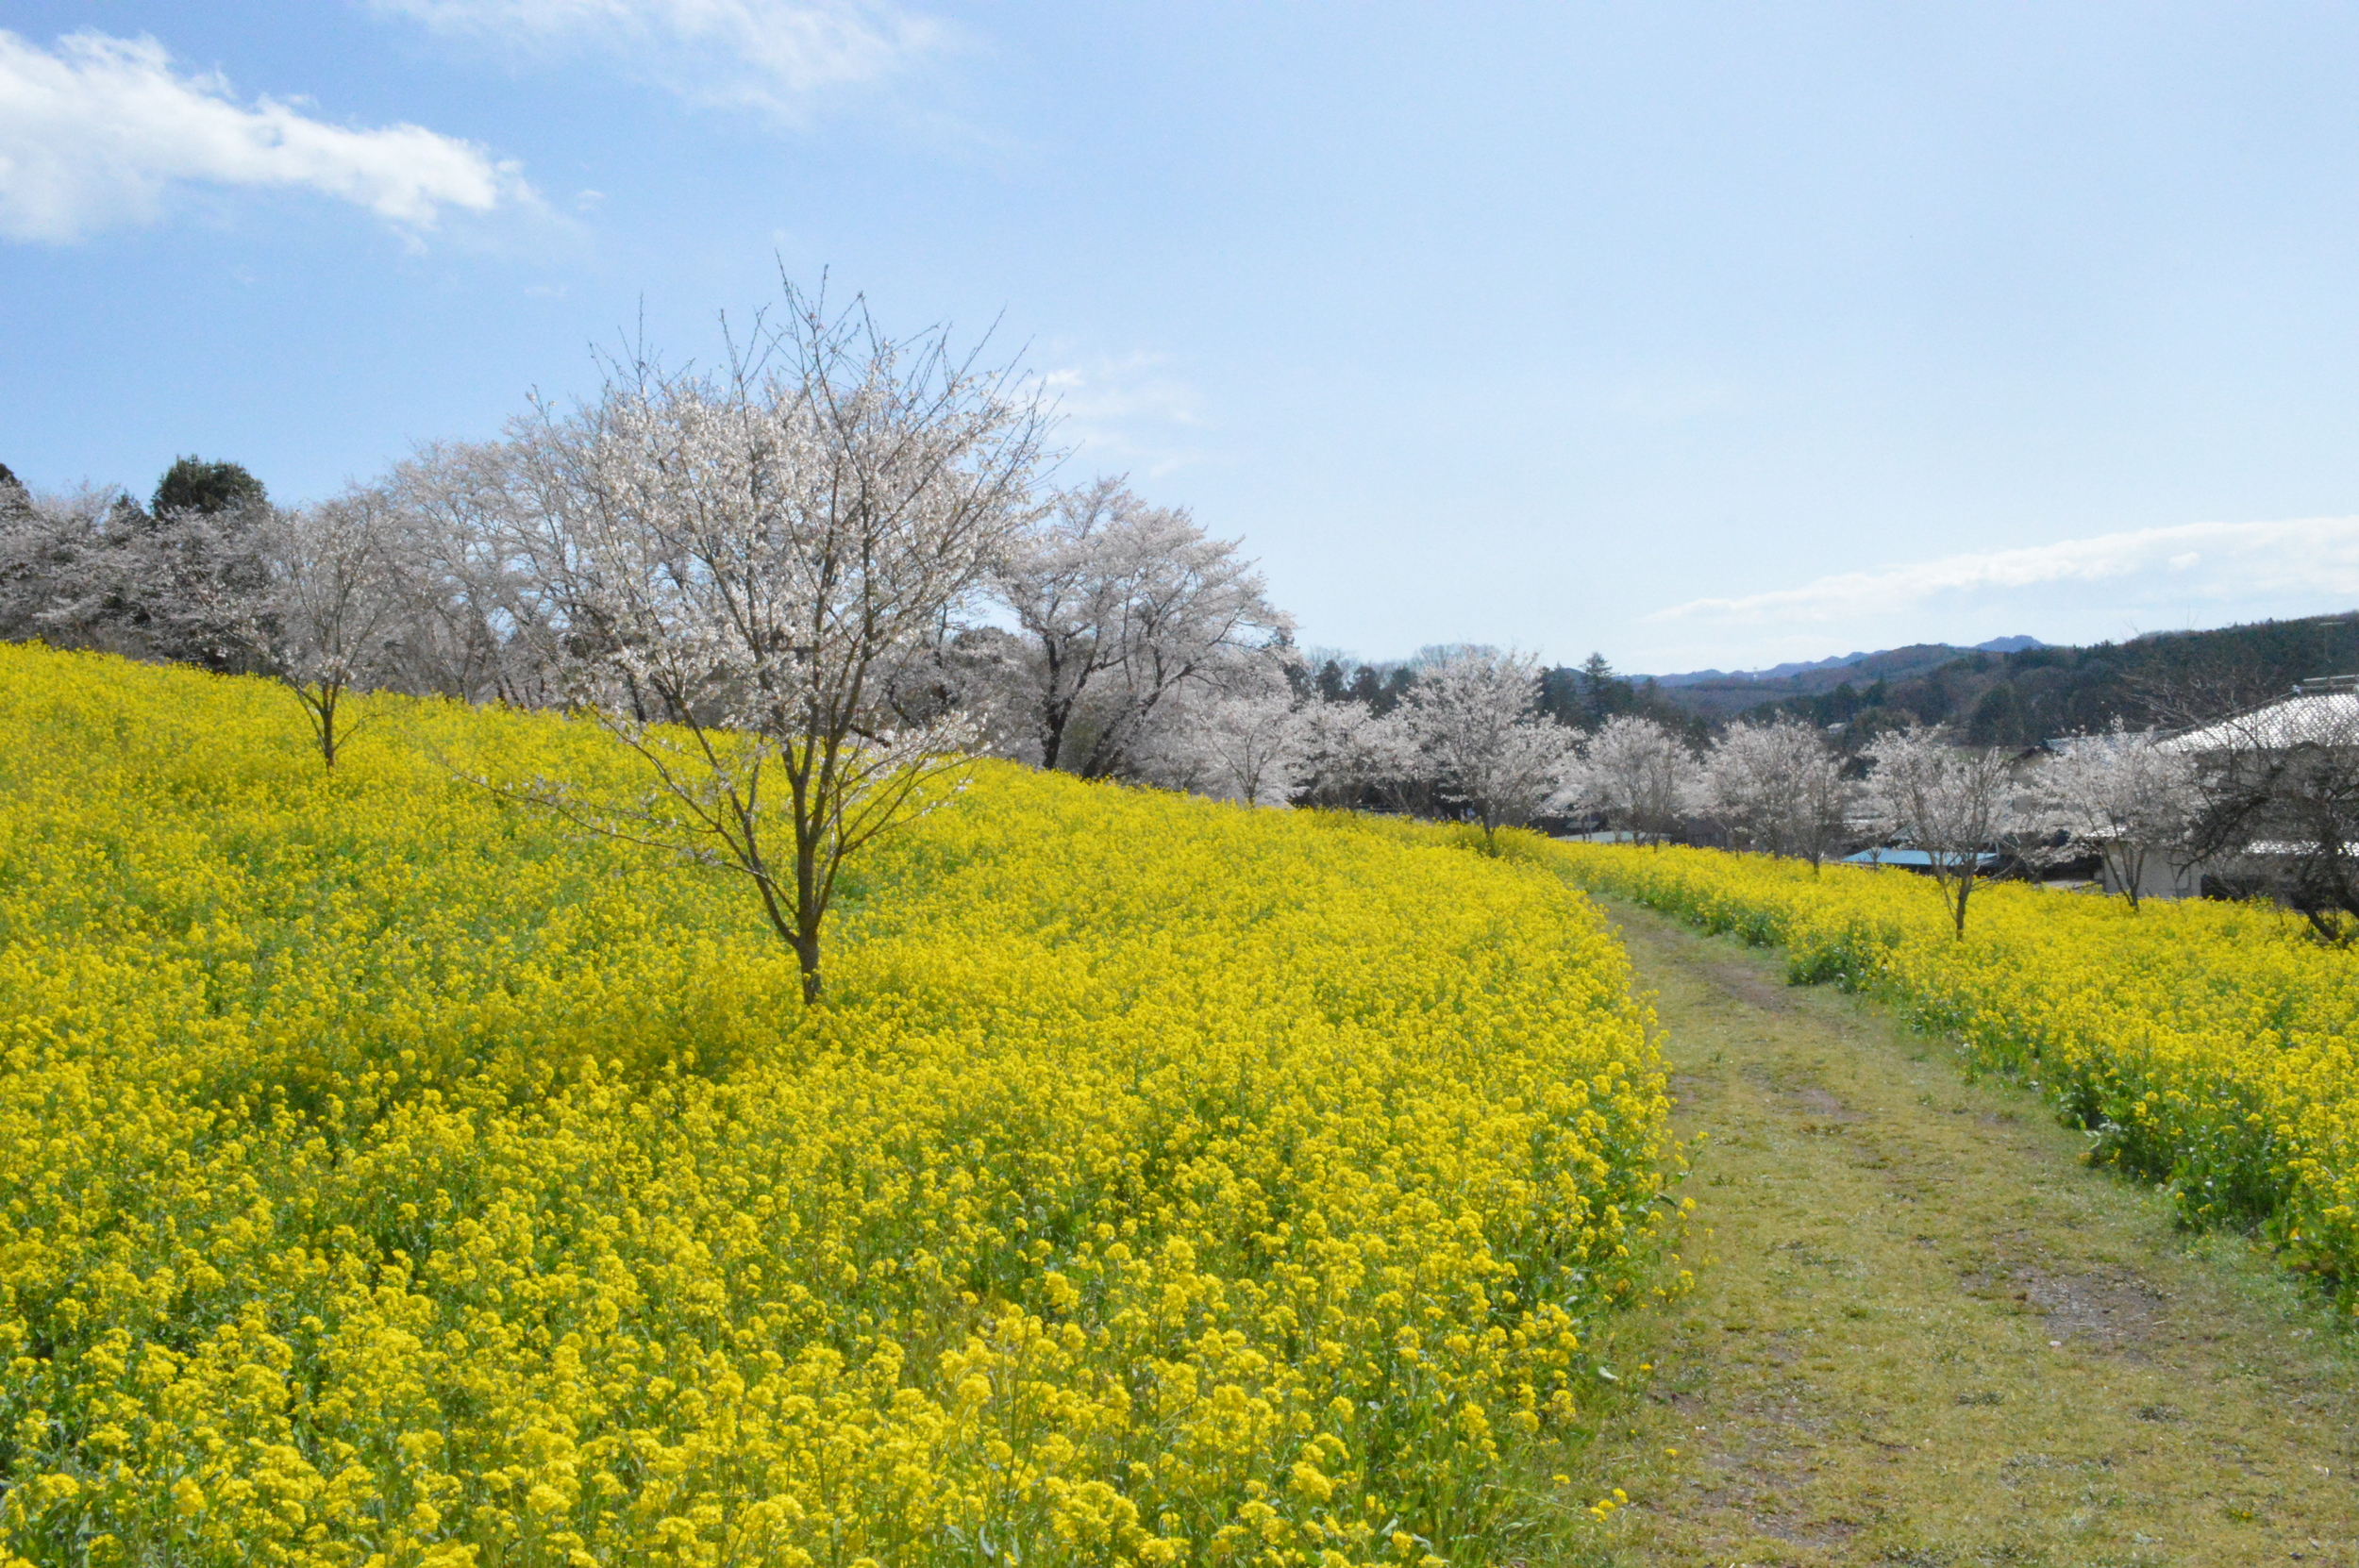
1636 612 2359 743
1649 636 2041 691
1640 638 2047 722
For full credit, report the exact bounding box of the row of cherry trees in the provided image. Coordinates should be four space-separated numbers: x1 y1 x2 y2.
0 291 1592 993
1587 711 2204 937
0 284 2248 980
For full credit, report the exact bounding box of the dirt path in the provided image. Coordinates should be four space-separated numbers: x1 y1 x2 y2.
1574 896 2359 1567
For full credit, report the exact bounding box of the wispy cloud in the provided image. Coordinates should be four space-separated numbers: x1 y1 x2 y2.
375 0 947 118
1044 351 1209 478
0 30 525 243
1648 517 2359 625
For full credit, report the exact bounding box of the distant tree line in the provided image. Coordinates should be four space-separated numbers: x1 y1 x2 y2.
8 280 2352 956
1734 614 2359 750
2 285 1699 987
1302 648 1705 737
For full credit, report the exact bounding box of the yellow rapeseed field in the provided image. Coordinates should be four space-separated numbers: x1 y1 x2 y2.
0 646 1677 1568
1544 840 2359 1303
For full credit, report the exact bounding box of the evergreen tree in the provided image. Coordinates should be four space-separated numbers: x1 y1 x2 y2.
1579 651 1634 728
153 457 267 519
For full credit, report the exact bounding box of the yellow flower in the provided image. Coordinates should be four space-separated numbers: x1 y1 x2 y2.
0 646 1677 1565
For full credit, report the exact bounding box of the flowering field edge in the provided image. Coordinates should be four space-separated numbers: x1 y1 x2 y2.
1533 839 2359 1314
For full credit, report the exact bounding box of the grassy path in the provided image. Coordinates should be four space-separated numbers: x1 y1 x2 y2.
1572 896 2359 1567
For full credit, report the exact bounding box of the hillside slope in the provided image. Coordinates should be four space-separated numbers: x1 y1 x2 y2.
1639 642 2029 723
1647 610 2359 740
0 647 1678 1566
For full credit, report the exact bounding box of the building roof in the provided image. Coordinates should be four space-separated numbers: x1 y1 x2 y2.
2157 679 2359 754
1842 847 2001 869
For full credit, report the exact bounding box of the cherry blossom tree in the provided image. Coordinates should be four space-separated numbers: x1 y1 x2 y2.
243 492 412 769
1297 696 1414 807
1861 725 2023 938
1146 686 1312 806
85 488 410 768
994 476 1292 779
1398 647 1575 851
2030 723 2199 909
115 473 279 674
484 287 1046 1004
380 440 569 708
1571 714 1694 845
1695 714 1854 868
0 484 120 647
0 483 271 667
1790 731 1856 870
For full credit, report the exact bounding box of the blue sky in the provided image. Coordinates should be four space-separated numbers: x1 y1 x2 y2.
8 3 2359 674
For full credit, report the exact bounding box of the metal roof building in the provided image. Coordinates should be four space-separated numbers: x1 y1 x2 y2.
2157 676 2359 754
1840 846 2001 872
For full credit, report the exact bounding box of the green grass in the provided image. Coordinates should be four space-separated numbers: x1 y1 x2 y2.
1562 897 2359 1566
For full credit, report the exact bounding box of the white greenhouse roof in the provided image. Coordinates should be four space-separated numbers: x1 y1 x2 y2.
2158 687 2359 754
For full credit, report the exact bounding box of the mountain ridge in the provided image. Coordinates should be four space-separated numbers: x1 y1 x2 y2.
1645 635 2044 688
1634 611 2359 742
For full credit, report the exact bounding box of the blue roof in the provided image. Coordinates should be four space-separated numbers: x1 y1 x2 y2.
1843 847 1999 869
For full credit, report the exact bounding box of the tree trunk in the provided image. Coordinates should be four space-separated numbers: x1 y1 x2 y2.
1038 680 1074 772
301 681 343 771
791 931 823 1005
793 799 826 1006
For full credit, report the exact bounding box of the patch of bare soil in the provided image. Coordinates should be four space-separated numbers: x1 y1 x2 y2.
2014 1264 2167 1351
1958 1240 2169 1353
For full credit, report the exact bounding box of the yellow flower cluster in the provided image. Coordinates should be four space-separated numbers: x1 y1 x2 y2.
1545 840 2359 1300
0 647 1675 1567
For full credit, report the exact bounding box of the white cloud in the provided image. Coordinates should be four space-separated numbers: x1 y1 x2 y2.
376 0 945 117
1648 517 2359 626
0 30 523 243
1044 352 1210 478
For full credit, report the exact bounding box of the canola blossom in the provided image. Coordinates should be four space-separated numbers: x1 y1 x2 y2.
1544 840 2359 1302
0 647 1676 1567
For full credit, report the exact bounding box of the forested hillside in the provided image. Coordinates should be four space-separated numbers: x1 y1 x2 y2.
1657 611 2359 744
